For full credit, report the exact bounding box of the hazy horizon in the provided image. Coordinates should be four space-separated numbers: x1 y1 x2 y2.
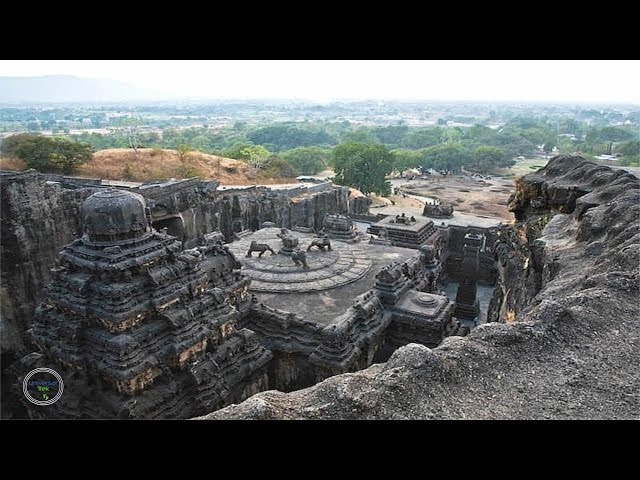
1 61 639 104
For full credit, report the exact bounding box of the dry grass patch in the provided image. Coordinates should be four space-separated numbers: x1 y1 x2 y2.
76 148 297 184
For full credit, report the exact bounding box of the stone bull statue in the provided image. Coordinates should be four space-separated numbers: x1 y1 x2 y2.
307 235 332 252
246 241 276 257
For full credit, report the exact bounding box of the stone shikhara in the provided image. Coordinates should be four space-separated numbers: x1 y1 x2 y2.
15 189 272 418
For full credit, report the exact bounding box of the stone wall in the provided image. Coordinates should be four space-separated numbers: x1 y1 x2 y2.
240 291 390 391
1 171 97 353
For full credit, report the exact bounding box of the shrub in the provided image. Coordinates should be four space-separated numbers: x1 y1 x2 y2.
175 163 204 178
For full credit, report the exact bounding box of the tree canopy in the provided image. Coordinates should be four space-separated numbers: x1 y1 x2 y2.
419 143 472 173
401 127 443 149
247 123 336 151
280 146 331 175
390 149 421 176
332 142 394 195
3 133 93 174
469 146 510 173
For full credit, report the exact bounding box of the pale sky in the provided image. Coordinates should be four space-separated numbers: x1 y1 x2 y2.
1 60 639 103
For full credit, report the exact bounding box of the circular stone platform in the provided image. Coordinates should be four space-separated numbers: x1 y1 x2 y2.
228 228 372 293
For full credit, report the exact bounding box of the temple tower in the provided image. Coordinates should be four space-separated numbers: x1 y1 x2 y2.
453 233 482 327
17 189 272 419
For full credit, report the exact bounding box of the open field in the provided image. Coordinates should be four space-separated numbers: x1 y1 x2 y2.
391 174 515 222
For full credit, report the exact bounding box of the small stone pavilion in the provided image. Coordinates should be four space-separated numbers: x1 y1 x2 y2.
367 212 442 249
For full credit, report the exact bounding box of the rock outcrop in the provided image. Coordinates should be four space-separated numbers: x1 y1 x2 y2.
1 171 94 354
199 156 639 419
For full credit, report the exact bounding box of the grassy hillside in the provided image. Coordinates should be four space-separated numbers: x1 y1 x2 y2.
1 148 298 185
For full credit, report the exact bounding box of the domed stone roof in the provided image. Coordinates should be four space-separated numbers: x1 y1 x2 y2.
82 189 150 242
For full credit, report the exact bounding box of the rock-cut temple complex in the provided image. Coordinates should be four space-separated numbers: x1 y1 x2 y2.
10 179 495 419
4 155 638 420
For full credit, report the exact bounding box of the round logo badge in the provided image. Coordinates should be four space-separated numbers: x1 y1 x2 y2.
23 368 64 406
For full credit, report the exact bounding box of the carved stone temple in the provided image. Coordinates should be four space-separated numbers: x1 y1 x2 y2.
367 212 442 249
17 189 272 419
8 180 499 419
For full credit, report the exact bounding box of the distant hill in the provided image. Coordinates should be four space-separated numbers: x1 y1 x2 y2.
0 75 165 103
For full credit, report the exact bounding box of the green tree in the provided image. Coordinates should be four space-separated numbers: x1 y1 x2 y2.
340 127 380 144
177 144 193 162
117 117 143 154
281 146 331 175
543 136 556 154
332 142 394 195
14 137 55 171
471 145 507 173
1 133 41 156
223 142 257 160
599 126 635 143
50 138 93 174
615 140 640 157
262 156 299 178
224 143 272 171
390 149 421 177
401 127 443 149
464 125 498 144
420 143 471 173
190 136 212 152
247 123 336 150
370 125 409 146
12 136 92 174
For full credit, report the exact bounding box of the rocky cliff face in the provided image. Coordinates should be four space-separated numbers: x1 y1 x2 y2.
0 172 367 360
1 171 95 354
200 156 639 419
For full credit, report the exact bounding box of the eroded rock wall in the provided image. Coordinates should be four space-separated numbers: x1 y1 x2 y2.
200 156 640 419
1 171 95 354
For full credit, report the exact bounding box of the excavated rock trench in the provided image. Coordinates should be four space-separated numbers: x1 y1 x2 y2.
199 156 639 419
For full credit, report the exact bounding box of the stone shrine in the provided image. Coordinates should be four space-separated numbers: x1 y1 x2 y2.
276 228 299 255
423 202 454 218
367 212 440 249
322 214 359 242
16 189 272 419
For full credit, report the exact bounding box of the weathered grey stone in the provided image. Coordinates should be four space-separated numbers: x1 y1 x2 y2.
199 156 640 420
13 189 272 419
